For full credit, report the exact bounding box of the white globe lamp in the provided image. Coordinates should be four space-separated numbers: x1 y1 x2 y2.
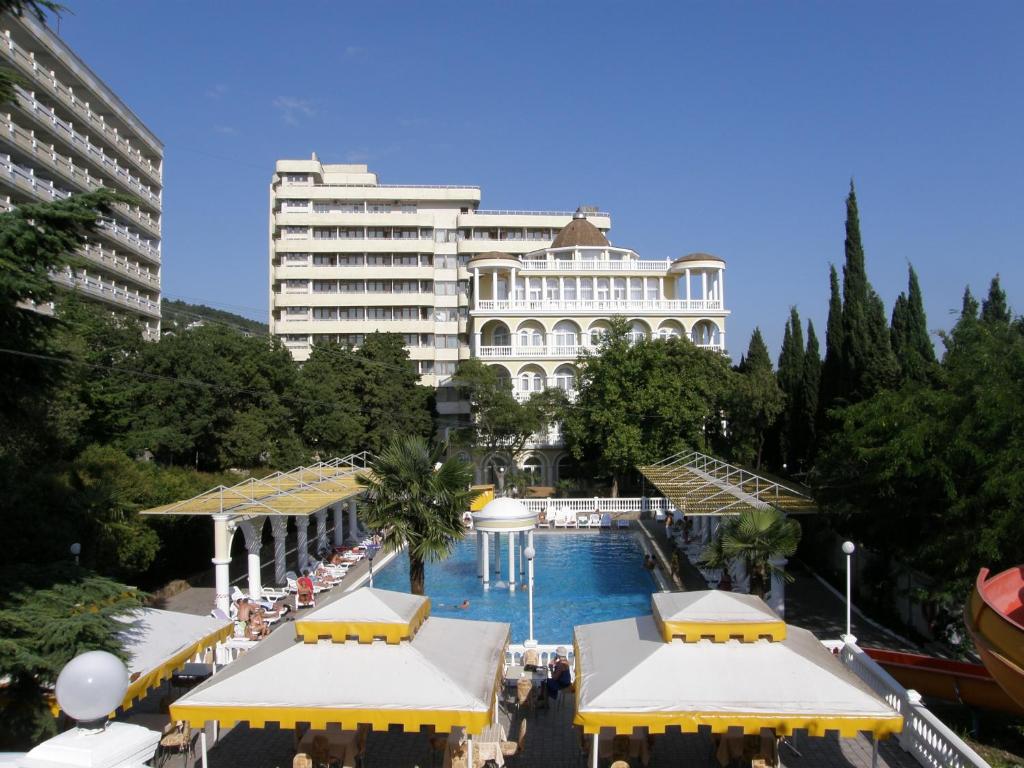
842 541 856 644
55 650 129 725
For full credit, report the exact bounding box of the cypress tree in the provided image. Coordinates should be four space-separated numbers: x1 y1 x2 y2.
799 321 821 467
776 307 805 469
741 327 772 373
864 289 899 393
961 286 979 321
840 181 871 400
818 265 844 420
980 275 1011 326
891 265 935 384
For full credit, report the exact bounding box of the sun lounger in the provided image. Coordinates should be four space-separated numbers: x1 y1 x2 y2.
616 518 630 529
552 509 567 528
577 514 590 528
537 510 550 528
600 513 612 528
588 513 602 528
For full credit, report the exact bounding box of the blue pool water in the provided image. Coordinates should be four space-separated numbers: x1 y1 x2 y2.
373 530 657 643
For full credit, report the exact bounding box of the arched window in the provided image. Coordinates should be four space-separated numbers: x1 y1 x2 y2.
553 364 576 392
492 325 510 347
522 455 543 485
486 456 509 485
556 454 577 482
519 328 543 347
627 321 648 345
553 321 578 349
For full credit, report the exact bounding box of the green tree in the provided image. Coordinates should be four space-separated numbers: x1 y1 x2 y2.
0 565 143 749
980 274 1011 326
890 265 936 385
356 436 476 595
563 318 735 495
294 341 366 459
797 320 821 468
728 329 784 469
776 308 805 469
699 508 801 599
351 333 434 455
818 264 844 424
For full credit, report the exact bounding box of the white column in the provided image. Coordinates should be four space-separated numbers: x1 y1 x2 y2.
481 531 490 587
658 276 665 300
477 530 484 578
702 271 708 301
494 531 502 578
591 733 599 768
295 516 310 572
769 556 788 617
347 499 359 542
718 268 725 306
508 531 516 590
314 509 329 556
546 331 554 354
473 331 482 354
558 276 564 301
526 529 536 645
270 516 288 584
518 531 526 578
212 514 232 616
473 269 480 306
239 516 266 600
510 268 517 301
332 505 344 547
575 276 581 304
685 268 692 302
491 271 497 301
626 276 632 302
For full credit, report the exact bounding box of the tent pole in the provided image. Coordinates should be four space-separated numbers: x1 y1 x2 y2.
467 735 473 767
199 731 208 768
871 734 878 768
591 732 599 768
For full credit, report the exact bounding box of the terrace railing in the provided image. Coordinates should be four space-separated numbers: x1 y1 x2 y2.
519 497 677 516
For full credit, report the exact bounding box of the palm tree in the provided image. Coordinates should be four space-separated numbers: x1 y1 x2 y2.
357 435 477 595
699 507 801 599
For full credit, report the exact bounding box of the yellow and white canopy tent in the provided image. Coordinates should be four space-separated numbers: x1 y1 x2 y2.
170 588 509 738
573 591 903 768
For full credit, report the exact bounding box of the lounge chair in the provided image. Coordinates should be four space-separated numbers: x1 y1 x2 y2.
537 509 549 528
552 509 567 529
564 509 578 529
285 571 326 594
588 513 601 528
577 514 590 528
231 585 278 611
600 513 612 528
616 518 630 529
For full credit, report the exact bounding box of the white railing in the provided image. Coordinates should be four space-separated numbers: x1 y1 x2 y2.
52 270 160 317
81 244 159 287
478 344 592 359
521 497 676 515
838 642 989 768
474 209 610 218
519 259 667 272
98 218 160 261
476 298 723 313
506 643 575 671
1 35 162 184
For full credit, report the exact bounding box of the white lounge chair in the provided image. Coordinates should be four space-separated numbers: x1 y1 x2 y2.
587 513 601 528
616 518 630 529
564 509 578 529
537 509 551 528
600 513 612 528
577 514 590 528
553 509 568 528
231 585 278 611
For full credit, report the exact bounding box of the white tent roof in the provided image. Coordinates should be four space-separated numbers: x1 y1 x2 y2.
573 614 902 738
171 610 509 733
115 608 232 710
651 591 786 642
295 588 429 643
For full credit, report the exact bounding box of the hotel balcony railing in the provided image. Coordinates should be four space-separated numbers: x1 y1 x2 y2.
476 298 723 313
12 87 161 208
80 243 159 288
518 259 668 272
1 35 162 184
52 270 160 318
97 217 160 263
473 209 611 217
1 114 161 236
479 341 724 359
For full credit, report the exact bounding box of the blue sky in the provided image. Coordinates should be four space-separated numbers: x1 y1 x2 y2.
55 1 1023 360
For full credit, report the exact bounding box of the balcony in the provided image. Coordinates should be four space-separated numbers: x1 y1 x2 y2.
97 217 160 263
478 344 590 359
0 115 161 236
0 34 162 184
11 88 161 209
518 258 669 272
80 243 159 289
475 298 724 313
52 269 160 318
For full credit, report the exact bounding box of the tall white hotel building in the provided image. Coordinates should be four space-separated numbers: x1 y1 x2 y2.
269 157 728 484
0 11 163 337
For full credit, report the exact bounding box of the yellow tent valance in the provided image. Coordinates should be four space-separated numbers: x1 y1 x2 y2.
296 598 431 644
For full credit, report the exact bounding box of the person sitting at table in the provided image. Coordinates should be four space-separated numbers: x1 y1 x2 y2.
541 650 573 704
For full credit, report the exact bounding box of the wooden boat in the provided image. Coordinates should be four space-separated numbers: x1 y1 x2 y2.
965 565 1024 710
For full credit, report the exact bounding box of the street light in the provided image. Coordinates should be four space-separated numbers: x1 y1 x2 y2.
842 541 856 643
70 542 81 566
523 542 536 647
366 539 381 588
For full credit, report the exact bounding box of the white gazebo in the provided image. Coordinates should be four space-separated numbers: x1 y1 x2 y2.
471 497 537 590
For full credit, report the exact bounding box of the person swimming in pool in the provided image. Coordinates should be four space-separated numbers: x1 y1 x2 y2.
458 599 470 609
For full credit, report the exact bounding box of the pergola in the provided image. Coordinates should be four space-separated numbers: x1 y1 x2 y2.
638 451 816 616
141 453 371 614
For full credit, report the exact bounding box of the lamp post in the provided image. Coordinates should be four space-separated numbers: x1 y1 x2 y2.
366 539 381 588
70 542 81 566
842 541 856 643
524 540 536 647
496 465 506 496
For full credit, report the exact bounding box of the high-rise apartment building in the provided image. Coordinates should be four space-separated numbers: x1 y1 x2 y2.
269 158 728 484
0 12 163 337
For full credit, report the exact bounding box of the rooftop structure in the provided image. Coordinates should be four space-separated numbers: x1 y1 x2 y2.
0 11 163 338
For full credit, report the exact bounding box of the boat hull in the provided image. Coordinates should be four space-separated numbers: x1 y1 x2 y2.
965 566 1024 710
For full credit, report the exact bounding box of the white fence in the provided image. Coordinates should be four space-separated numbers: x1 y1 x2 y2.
521 497 677 516
835 641 989 768
507 643 575 675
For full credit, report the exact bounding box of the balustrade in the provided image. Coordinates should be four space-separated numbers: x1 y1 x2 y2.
477 298 722 312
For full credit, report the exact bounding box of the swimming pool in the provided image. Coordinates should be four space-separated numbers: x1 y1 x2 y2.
373 530 657 643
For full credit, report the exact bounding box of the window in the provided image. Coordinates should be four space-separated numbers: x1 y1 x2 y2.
339 333 364 346
435 361 457 375
338 227 364 239
393 254 418 266
520 371 544 392
563 280 577 300
435 281 458 296
284 252 310 265
285 279 308 293
401 333 420 346
492 327 511 347
367 202 392 213
366 280 390 293
281 199 309 211
338 253 364 266
313 227 337 240
433 254 457 268
519 328 543 347
312 307 338 320
285 306 308 318
647 279 659 300
553 322 578 348
339 280 363 293
501 228 524 241
394 228 419 240
433 308 458 322
581 280 594 300
312 254 335 266
435 334 459 348
526 228 547 241
418 361 435 374
613 278 627 300
367 228 388 239
367 254 391 266
522 456 543 484
398 203 417 213
339 307 364 320
553 365 576 391
393 280 419 293
312 280 337 293
394 306 420 320
545 278 559 300
367 307 392 320
283 173 310 185
630 279 643 300
528 278 542 301
282 226 308 239
596 278 610 300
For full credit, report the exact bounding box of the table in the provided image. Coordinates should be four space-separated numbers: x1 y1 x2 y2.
444 724 507 768
296 729 359 768
503 665 548 700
